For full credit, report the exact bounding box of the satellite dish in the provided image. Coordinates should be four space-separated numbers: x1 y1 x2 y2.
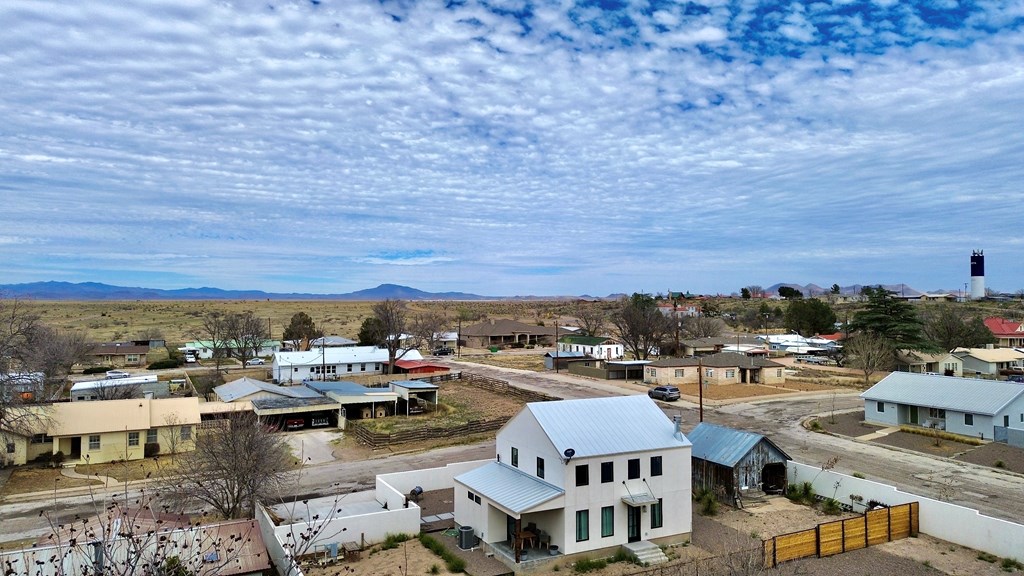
563 448 575 459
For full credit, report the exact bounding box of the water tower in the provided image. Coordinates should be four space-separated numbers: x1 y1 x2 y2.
970 250 985 300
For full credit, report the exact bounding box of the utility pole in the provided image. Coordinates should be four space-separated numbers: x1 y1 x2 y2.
698 356 704 423
554 321 560 374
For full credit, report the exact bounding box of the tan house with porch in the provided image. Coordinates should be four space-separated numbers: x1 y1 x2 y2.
644 353 785 386
460 319 557 349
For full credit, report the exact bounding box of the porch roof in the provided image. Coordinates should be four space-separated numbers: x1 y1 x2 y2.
455 462 564 515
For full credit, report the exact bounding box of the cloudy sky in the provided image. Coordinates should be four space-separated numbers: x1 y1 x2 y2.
2 0 1022 297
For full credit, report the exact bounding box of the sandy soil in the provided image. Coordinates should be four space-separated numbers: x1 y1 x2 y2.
955 442 1024 475
814 410 884 438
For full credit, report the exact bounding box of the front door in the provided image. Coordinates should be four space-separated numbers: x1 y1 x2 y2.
1005 415 1011 427
909 406 919 425
627 506 641 543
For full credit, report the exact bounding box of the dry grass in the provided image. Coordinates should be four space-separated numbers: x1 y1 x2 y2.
355 379 525 434
458 352 547 372
2 466 100 495
675 380 843 401
75 457 178 482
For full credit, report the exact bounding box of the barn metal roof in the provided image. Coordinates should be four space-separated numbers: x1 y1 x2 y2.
524 395 691 458
455 462 564 514
215 377 322 402
861 372 1024 415
688 422 790 467
391 380 438 390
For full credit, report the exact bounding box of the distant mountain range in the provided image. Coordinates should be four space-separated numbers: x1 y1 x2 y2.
1 280 942 301
0 281 496 301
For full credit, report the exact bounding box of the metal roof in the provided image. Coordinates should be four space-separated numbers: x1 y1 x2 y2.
303 380 384 395
215 377 323 402
455 462 564 514
544 351 587 358
861 372 1024 415
688 422 790 467
273 346 423 366
251 397 339 410
524 395 691 458
391 380 438 390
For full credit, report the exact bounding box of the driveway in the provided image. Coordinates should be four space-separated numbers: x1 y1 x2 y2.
281 429 343 466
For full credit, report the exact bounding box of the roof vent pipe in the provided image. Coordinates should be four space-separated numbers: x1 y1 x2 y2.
672 415 683 438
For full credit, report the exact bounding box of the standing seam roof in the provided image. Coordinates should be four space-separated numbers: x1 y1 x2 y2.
861 372 1024 415
688 422 790 467
455 462 564 514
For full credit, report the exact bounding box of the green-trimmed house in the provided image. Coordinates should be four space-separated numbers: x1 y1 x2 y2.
556 335 623 360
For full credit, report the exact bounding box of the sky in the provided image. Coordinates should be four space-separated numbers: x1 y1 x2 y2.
1 0 1023 297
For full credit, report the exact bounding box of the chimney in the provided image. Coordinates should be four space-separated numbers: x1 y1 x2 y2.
672 415 683 437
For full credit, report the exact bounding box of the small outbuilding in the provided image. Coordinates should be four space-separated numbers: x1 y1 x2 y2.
688 422 790 505
543 350 588 370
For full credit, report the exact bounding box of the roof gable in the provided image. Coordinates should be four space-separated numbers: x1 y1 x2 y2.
516 395 691 459
689 422 790 467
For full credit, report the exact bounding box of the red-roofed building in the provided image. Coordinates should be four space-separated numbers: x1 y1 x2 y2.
983 318 1024 348
391 359 449 375
815 332 845 341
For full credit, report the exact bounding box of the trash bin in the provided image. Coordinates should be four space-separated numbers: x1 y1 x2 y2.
458 526 475 550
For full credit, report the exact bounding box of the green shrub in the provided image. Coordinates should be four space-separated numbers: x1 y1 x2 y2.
148 359 182 370
573 558 608 573
1001 557 1023 572
821 498 841 515
852 472 866 479
144 443 160 457
995 460 1006 469
418 534 465 573
809 420 822 431
83 366 113 375
380 533 412 551
800 482 814 501
700 492 719 516
429 564 440 574
979 552 999 563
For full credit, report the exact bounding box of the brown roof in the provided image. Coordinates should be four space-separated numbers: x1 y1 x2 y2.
88 343 150 355
649 352 783 369
461 318 557 337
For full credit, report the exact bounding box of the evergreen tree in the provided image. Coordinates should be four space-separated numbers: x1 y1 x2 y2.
850 286 931 351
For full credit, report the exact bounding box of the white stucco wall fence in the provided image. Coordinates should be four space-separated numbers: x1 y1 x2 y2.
789 462 1024 561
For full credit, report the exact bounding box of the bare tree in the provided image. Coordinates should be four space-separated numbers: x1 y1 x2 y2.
161 412 188 460
920 304 995 351
681 316 726 339
610 293 671 360
843 334 896 385
169 411 291 519
572 302 607 337
223 311 269 367
23 325 92 400
92 380 143 400
0 298 54 449
196 312 231 372
745 285 765 299
410 309 447 352
372 299 422 374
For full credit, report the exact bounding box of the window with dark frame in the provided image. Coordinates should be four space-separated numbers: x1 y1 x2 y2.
576 464 589 487
965 413 974 426
601 461 613 483
651 456 662 477
511 447 518 467
576 509 589 542
628 458 640 479
877 401 884 413
601 506 614 537
537 456 545 479
651 498 663 529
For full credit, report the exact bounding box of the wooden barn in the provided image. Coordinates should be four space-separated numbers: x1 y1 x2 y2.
689 422 790 506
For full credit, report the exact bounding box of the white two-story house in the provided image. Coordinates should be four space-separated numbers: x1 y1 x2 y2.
453 395 692 567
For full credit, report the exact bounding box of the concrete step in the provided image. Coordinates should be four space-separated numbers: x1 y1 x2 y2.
622 541 669 566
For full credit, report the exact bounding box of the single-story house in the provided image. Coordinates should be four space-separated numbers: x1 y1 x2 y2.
454 395 692 568
643 353 785 386
85 342 150 367
184 339 282 360
556 336 623 360
567 359 650 380
862 372 1024 439
983 318 1024 349
272 346 423 383
460 319 557 348
678 337 761 357
303 380 399 420
49 397 202 464
688 422 790 504
895 350 962 377
544 351 589 370
952 347 1024 376
309 335 358 348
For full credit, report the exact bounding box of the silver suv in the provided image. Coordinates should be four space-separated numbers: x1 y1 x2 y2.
648 385 681 401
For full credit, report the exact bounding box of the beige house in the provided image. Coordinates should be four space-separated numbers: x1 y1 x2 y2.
460 319 557 348
644 353 785 386
48 397 201 464
952 347 1024 376
85 343 151 367
895 350 962 377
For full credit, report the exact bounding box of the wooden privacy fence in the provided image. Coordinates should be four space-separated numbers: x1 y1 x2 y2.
763 502 919 568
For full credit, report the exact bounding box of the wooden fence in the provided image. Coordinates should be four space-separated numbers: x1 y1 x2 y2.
458 372 559 403
763 502 918 567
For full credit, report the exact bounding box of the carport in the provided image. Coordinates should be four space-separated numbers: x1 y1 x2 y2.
252 397 343 430
391 380 439 416
303 380 399 421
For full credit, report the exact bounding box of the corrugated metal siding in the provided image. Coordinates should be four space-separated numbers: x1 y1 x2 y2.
861 372 1024 415
526 395 691 458
455 462 564 514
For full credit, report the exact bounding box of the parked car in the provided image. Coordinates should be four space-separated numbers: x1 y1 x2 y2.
284 418 305 430
433 347 455 356
648 385 681 401
246 358 265 365
1008 375 1024 383
105 370 131 379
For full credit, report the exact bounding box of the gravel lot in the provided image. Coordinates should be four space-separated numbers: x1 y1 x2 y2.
815 410 884 438
955 442 1024 475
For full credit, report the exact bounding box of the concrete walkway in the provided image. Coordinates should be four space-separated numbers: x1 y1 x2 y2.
60 466 119 487
855 426 902 442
